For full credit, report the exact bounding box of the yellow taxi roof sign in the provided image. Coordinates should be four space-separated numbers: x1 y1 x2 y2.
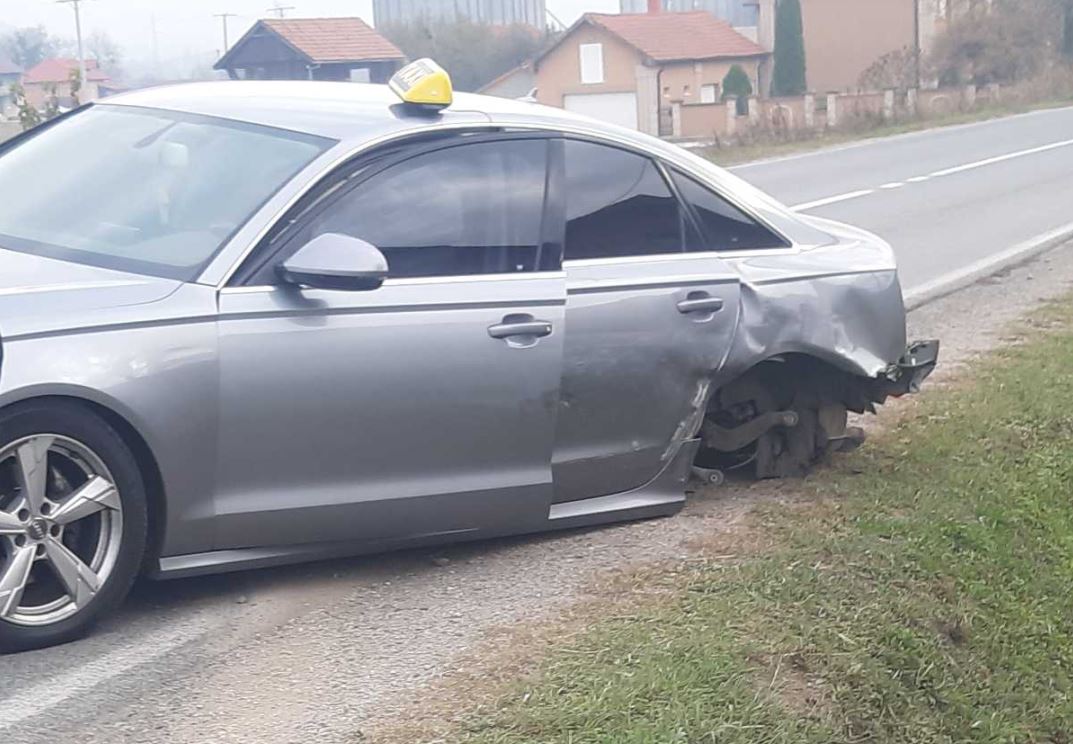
389 59 453 109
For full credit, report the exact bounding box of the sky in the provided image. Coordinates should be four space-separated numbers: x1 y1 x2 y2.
0 0 619 76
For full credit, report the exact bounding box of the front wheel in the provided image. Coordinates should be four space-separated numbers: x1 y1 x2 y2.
0 402 147 653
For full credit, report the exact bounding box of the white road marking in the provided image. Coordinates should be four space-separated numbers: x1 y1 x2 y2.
790 137 1073 212
0 621 209 731
928 138 1073 178
790 189 874 212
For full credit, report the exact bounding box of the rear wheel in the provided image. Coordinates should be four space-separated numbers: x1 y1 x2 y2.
0 402 146 653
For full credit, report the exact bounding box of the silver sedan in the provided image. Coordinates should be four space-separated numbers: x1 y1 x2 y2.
0 80 935 652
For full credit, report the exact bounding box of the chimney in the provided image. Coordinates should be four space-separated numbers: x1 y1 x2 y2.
647 0 661 13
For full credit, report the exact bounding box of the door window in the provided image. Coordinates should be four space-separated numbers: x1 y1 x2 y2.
296 139 550 279
671 170 788 252
563 140 687 261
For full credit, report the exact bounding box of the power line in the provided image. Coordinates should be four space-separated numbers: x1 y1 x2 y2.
213 12 238 53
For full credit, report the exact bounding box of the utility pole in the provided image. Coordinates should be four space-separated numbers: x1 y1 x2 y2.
56 0 88 89
266 3 296 18
213 12 237 53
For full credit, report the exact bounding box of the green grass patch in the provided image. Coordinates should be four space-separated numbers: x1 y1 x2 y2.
460 306 1073 743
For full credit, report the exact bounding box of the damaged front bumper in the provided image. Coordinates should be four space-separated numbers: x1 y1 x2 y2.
875 340 941 398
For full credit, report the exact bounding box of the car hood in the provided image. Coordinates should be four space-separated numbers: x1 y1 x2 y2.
0 248 183 338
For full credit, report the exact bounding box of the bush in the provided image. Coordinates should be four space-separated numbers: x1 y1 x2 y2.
721 64 753 115
929 1 1057 86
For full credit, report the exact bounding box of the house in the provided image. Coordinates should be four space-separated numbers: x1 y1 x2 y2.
0 56 22 119
534 7 768 136
479 62 536 99
214 17 405 83
22 58 110 110
374 0 547 29
618 1 980 95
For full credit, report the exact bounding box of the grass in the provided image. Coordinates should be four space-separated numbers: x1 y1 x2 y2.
456 303 1073 743
703 98 1073 166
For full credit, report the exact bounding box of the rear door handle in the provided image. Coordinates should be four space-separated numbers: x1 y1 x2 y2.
488 315 553 340
676 297 724 314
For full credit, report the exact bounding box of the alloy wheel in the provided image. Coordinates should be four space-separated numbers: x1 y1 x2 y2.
0 435 124 627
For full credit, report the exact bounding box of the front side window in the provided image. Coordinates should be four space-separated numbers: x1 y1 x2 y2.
564 140 686 261
0 105 331 280
671 170 788 252
298 139 550 279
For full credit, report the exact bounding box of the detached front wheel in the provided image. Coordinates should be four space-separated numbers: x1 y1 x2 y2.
0 402 147 653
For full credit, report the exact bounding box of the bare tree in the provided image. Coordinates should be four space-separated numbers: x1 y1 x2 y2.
85 30 123 77
0 26 73 69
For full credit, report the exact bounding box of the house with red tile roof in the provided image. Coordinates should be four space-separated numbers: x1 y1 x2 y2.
533 8 768 136
22 58 110 110
214 17 405 84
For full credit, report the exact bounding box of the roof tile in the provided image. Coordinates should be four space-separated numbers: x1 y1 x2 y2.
587 11 766 62
24 58 109 84
262 17 405 63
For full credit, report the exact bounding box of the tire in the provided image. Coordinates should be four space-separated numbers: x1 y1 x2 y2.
0 401 147 653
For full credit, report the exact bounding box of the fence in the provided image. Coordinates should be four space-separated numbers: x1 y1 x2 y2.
671 83 1003 143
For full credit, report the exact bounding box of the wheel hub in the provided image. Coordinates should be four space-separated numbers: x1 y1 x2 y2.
26 518 48 542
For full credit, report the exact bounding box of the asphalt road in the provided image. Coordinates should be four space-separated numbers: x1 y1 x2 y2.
4 106 1073 744
732 104 1073 291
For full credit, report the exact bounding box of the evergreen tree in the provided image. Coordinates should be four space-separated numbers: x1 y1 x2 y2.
771 0 807 97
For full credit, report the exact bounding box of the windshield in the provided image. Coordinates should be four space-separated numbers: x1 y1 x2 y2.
0 105 333 280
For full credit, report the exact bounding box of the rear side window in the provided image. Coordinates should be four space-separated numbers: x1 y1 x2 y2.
671 171 788 252
563 140 686 261
299 139 550 279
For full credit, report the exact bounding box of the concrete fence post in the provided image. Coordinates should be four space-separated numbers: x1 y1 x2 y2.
963 84 978 109
906 87 918 117
883 89 896 120
826 93 839 128
803 93 815 129
725 101 737 137
989 82 1001 103
748 96 760 126
671 102 682 138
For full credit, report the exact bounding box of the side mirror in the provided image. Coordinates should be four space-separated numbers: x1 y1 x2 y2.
278 233 389 292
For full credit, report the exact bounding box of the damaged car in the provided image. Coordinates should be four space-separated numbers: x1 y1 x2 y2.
0 60 936 652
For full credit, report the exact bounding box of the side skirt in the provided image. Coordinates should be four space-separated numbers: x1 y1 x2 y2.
153 439 700 581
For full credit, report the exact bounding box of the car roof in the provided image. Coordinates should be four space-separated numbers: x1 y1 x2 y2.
104 80 619 144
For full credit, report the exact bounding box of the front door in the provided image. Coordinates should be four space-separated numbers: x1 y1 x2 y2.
214 137 565 550
552 139 742 503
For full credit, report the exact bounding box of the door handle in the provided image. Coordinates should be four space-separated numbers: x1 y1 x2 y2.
676 296 724 314
488 315 553 340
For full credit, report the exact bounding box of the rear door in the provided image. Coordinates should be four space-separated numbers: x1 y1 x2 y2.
214 136 566 549
551 139 742 504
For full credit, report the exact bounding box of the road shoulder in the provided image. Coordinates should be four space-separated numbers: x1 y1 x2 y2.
362 242 1073 743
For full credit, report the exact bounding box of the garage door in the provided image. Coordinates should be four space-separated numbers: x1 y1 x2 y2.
563 92 638 130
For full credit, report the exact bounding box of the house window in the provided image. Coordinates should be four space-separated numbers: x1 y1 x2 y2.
701 84 719 104
579 43 604 84
349 68 371 83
